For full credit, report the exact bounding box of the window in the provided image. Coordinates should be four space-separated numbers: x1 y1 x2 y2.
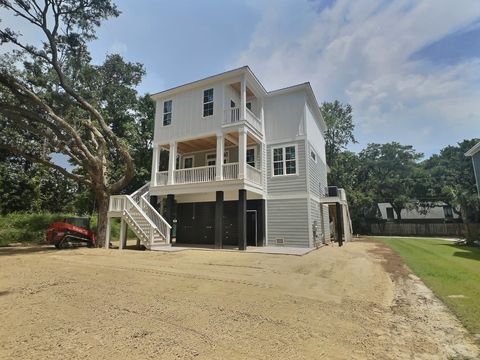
203 88 214 117
205 151 229 166
230 100 236 108
310 149 317 162
246 101 252 111
163 100 172 126
443 206 453 219
183 156 194 169
247 147 256 167
272 145 297 176
386 207 394 220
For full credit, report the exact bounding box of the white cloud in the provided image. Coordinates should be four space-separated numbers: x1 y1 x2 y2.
234 0 480 155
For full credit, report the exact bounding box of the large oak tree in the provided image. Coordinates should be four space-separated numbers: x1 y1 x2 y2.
0 0 141 246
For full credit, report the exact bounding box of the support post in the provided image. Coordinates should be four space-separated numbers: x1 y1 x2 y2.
238 128 247 179
238 189 247 250
151 144 159 186
215 133 224 181
166 194 175 225
119 218 127 250
336 202 344 247
259 199 266 247
240 76 247 120
215 191 224 249
149 195 158 211
167 141 177 185
104 217 111 249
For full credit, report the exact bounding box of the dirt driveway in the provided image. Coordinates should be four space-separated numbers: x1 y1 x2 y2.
0 240 478 359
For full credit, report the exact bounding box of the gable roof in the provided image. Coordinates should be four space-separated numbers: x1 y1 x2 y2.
465 141 480 156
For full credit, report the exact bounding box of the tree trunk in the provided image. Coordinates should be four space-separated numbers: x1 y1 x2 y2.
96 190 110 248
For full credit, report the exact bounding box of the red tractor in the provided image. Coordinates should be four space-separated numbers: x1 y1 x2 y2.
46 217 96 249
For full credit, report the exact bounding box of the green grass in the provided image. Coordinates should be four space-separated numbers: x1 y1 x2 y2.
376 237 480 336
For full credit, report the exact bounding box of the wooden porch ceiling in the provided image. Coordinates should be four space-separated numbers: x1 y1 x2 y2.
165 133 258 154
230 83 255 99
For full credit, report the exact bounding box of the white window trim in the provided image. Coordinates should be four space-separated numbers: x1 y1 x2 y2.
205 151 229 165
271 143 299 177
202 87 214 118
246 145 257 168
182 155 194 169
310 148 318 163
162 99 173 126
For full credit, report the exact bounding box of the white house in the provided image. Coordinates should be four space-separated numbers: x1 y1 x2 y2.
107 66 349 250
466 141 480 196
378 202 459 221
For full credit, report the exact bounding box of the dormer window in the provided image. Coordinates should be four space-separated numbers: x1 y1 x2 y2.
163 100 172 126
203 88 214 117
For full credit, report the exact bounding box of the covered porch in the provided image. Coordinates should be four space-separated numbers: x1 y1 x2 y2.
151 128 264 188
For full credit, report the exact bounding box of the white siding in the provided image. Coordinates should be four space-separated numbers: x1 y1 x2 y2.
267 198 310 247
321 204 331 242
307 141 328 198
305 104 326 165
264 91 305 142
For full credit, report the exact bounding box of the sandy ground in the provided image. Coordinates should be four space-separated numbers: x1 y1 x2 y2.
0 240 478 360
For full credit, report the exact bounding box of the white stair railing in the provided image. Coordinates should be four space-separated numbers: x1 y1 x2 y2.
140 193 171 243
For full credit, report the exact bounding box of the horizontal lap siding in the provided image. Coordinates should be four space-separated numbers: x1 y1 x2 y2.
321 204 331 242
310 199 321 245
308 141 327 198
267 141 307 194
267 198 309 247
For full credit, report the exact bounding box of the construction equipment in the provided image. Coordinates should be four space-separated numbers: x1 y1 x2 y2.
46 217 96 249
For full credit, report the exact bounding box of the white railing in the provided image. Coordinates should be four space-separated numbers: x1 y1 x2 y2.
223 162 239 180
246 108 262 133
156 171 168 186
130 182 150 204
224 107 240 125
140 193 171 243
246 164 262 185
109 195 126 212
124 195 158 245
174 165 216 184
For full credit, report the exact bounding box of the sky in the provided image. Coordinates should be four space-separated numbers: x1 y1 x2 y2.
4 0 480 158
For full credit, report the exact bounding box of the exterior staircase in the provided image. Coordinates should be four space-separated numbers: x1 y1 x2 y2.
108 183 171 250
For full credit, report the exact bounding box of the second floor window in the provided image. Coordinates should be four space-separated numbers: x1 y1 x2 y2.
273 145 297 176
203 88 214 117
163 100 172 126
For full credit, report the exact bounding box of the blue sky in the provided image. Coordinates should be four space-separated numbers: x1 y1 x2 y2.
5 0 480 158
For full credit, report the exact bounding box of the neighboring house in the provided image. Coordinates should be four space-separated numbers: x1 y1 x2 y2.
107 66 349 250
378 202 459 222
466 141 480 196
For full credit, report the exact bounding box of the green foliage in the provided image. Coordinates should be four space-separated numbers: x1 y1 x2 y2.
377 237 480 336
320 100 356 166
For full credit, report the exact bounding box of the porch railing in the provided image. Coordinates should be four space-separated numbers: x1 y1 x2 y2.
223 162 239 180
223 106 262 133
156 171 168 185
246 164 262 185
109 195 126 212
174 165 216 184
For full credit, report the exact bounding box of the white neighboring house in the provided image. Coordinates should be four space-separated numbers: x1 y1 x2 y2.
466 141 480 196
378 202 459 221
107 66 350 250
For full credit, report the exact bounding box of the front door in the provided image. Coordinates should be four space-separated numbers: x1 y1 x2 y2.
246 210 257 246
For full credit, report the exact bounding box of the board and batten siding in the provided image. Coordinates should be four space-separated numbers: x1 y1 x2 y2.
473 152 480 194
267 198 310 247
266 140 308 194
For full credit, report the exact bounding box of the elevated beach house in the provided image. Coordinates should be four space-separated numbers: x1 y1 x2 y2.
107 66 348 250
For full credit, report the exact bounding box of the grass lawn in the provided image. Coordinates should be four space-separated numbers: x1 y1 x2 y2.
376 237 480 337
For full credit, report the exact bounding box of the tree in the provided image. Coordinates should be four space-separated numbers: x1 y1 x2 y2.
358 142 424 220
422 139 480 244
0 0 137 246
320 100 356 167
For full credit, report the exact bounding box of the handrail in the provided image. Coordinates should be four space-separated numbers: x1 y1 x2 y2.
130 182 150 204
125 195 157 230
123 209 149 244
140 193 172 242
174 165 216 184
246 164 262 185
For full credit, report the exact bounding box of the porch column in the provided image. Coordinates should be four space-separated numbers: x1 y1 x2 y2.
215 191 224 249
215 133 224 181
149 195 158 211
119 218 127 250
166 194 175 224
238 128 247 179
167 141 177 185
238 189 247 250
240 76 246 120
104 217 111 249
336 202 344 247
150 144 160 186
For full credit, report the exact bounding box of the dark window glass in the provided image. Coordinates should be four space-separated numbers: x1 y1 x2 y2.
203 89 214 117
386 207 394 220
246 148 255 167
246 102 252 111
163 100 172 126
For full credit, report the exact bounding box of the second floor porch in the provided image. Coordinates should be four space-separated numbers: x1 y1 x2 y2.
151 127 265 193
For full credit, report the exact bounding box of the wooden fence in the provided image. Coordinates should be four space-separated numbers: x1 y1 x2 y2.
370 222 480 237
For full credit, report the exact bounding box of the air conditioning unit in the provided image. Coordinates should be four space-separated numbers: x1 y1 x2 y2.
328 186 338 197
